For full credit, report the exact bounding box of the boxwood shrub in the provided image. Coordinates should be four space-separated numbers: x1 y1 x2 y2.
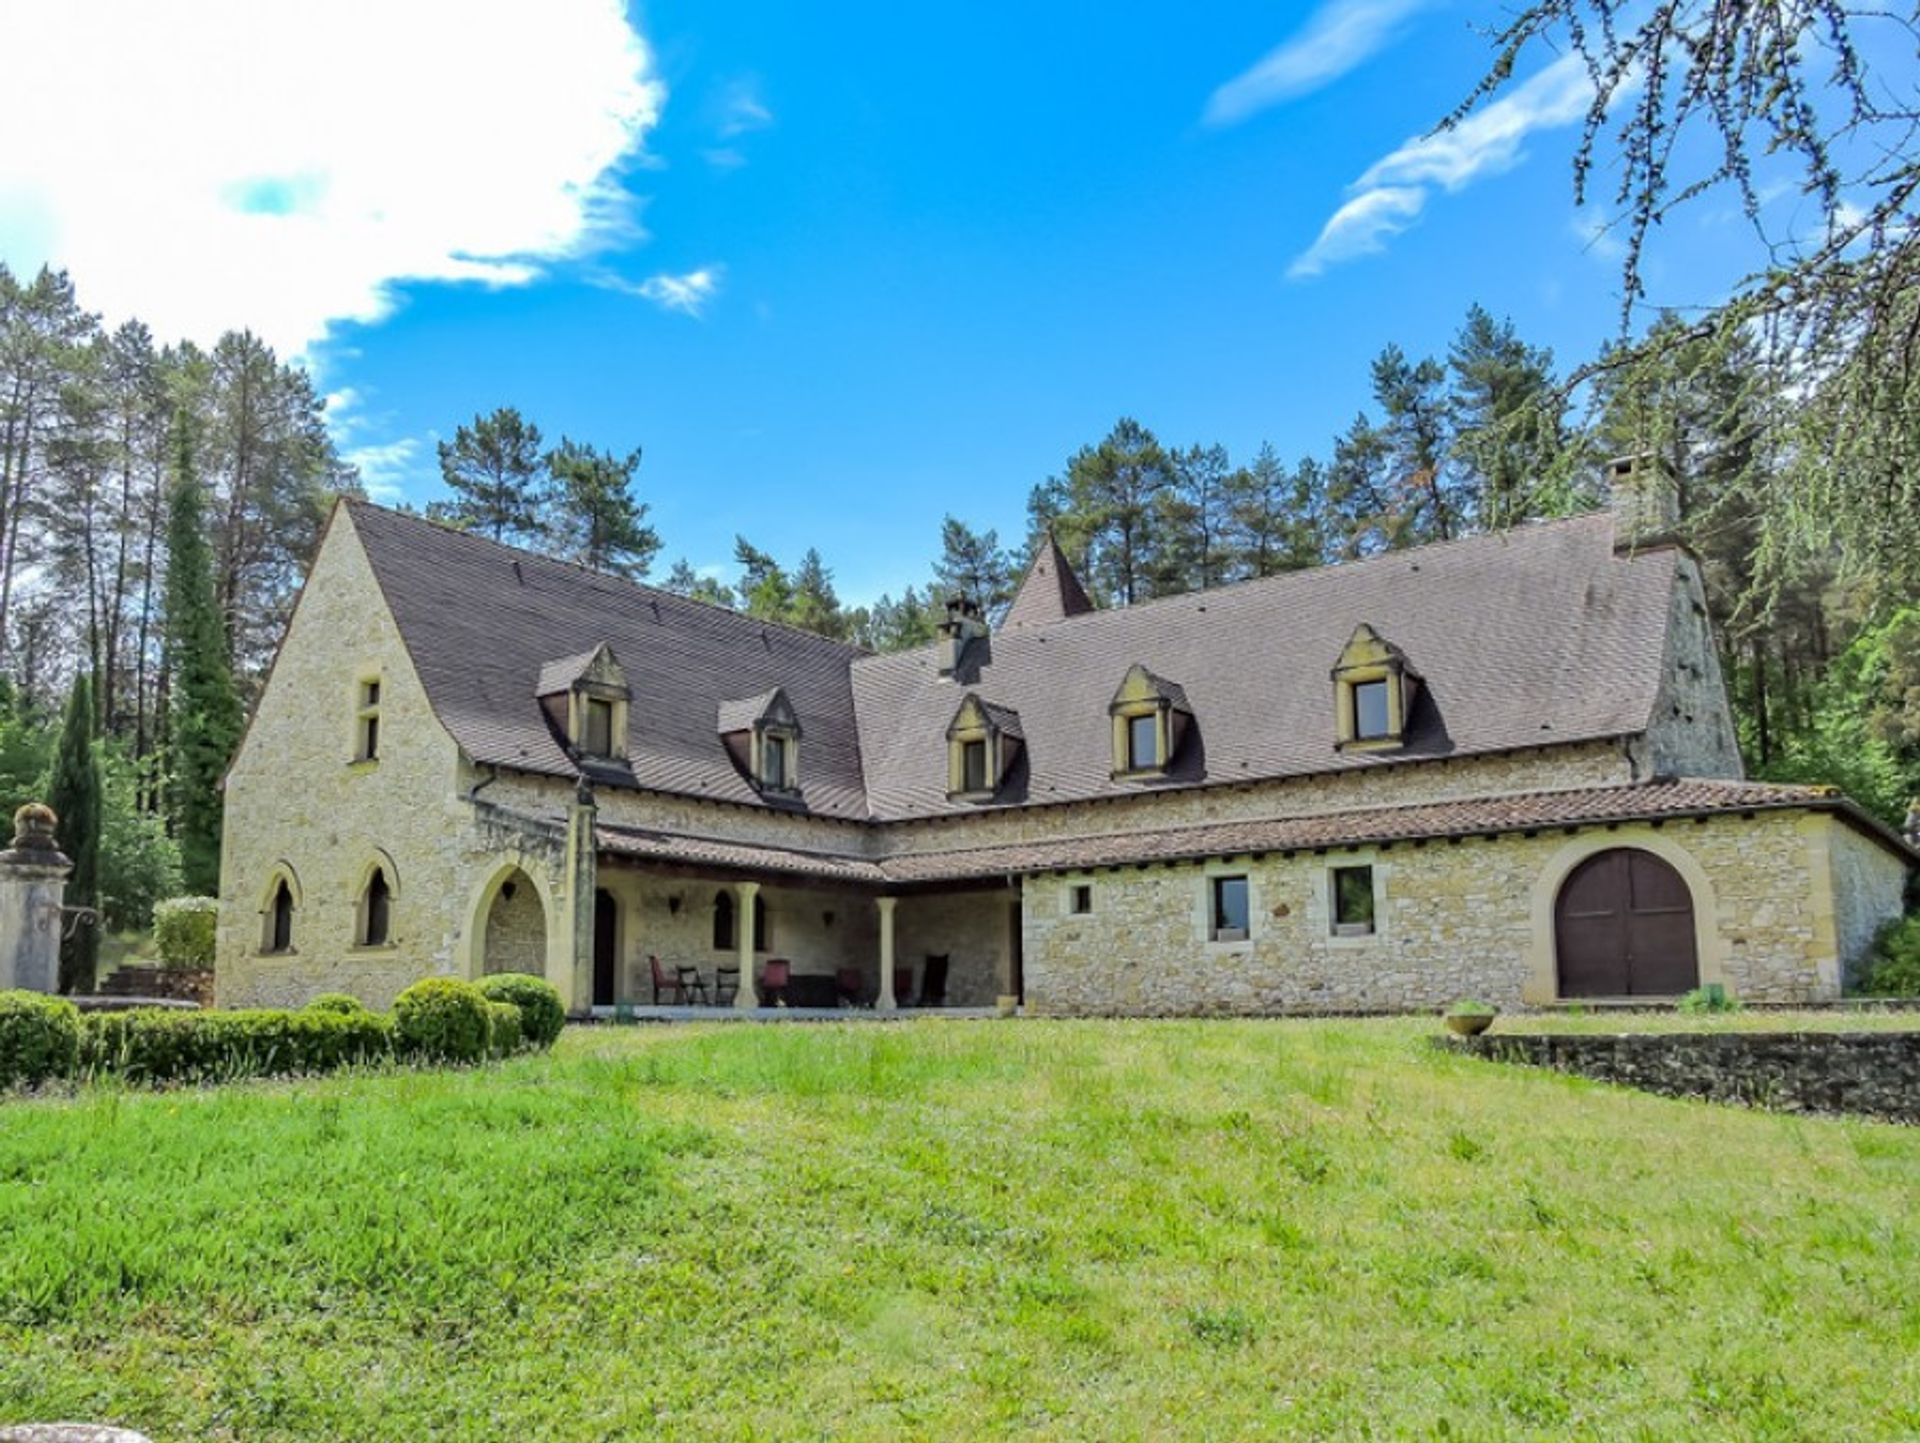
307 993 370 1016
80 1008 394 1084
474 972 566 1048
1859 913 1920 997
392 978 492 1063
0 991 82 1089
486 1001 524 1058
153 897 220 969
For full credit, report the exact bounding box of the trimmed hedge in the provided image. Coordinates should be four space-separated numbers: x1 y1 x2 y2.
81 1008 396 1084
475 973 566 1048
1860 913 1920 997
153 897 219 969
487 1001 524 1058
393 978 492 1063
0 991 82 1090
307 993 371 1016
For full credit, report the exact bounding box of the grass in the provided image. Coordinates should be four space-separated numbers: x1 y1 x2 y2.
2 1015 1917 1440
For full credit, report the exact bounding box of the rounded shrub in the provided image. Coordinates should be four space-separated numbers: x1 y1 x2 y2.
1859 913 1920 997
474 972 566 1049
392 978 491 1063
153 897 219 969
486 1001 525 1058
307 992 370 1016
0 990 82 1090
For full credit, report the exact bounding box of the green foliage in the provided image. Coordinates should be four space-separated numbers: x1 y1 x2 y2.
474 971 566 1048
1446 999 1498 1017
306 993 370 1016
94 742 180 933
164 416 244 895
544 438 658 579
391 978 492 1063
486 1001 525 1058
44 674 102 994
1678 984 1741 1014
151 897 218 969
80 1007 394 1084
0 991 81 1089
427 407 546 543
1858 914 1920 998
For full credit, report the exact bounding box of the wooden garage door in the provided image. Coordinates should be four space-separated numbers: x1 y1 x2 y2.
1554 848 1699 998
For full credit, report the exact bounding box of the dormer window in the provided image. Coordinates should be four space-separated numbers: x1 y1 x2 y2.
1333 624 1419 751
1109 663 1190 780
537 643 631 764
946 693 1021 802
719 687 803 799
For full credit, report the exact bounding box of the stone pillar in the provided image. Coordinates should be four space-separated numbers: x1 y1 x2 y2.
0 804 73 995
734 881 760 1010
876 895 898 1013
1904 798 1920 850
562 780 598 1015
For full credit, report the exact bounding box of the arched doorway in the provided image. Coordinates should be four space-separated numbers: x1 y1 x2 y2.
482 866 548 977
1555 847 1699 997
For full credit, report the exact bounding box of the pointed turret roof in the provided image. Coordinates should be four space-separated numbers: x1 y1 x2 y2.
1002 533 1094 632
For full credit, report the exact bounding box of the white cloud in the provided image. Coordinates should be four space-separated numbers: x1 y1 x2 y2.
1205 0 1432 125
0 0 664 357
623 267 724 317
1290 52 1610 277
717 79 774 138
1288 187 1427 277
324 387 420 501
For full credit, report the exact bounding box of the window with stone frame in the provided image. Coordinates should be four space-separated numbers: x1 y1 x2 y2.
355 677 382 762
582 695 615 757
1210 874 1250 941
1331 864 1376 936
263 877 295 954
1069 883 1094 915
961 737 988 794
357 867 393 947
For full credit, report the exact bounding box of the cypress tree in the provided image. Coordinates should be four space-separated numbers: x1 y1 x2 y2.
46 672 102 994
164 415 243 895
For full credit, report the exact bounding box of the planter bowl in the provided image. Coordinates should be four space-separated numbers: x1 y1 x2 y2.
1445 1012 1496 1037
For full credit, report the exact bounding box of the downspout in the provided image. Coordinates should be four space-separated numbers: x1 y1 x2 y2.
465 763 500 805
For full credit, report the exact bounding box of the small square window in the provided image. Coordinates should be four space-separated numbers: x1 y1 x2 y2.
583 696 615 757
1127 713 1159 770
1069 883 1093 915
1353 680 1392 740
1332 864 1376 935
1211 874 1249 941
961 737 989 793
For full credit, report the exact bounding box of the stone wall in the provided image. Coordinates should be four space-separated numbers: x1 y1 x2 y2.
1827 820 1913 985
1444 1029 1920 1124
893 887 1017 1006
1021 811 1887 1016
481 878 546 976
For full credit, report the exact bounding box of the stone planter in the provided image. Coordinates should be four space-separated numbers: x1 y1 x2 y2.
1444 1012 1496 1036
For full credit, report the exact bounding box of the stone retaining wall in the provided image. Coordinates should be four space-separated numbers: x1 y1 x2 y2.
1444 1029 1920 1123
98 965 214 1007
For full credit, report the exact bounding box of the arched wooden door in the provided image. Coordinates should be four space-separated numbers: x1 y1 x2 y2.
1554 848 1699 998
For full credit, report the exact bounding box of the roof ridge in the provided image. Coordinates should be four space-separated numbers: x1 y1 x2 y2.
343 497 874 658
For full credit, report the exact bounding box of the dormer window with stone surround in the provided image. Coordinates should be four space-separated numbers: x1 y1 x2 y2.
1332 624 1419 751
946 693 1022 802
1109 663 1190 781
537 643 631 764
719 687 803 799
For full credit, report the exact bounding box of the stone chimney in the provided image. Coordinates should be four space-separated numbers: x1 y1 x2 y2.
1608 453 1681 553
935 595 989 677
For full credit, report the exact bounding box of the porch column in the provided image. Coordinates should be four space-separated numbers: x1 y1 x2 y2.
876 895 898 1013
734 881 760 1011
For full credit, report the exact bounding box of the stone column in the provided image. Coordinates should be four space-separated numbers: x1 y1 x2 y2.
0 804 73 994
562 780 599 1016
876 895 898 1013
734 881 760 1010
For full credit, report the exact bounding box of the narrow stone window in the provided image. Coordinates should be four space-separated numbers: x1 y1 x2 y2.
583 695 615 757
1127 713 1158 771
355 677 382 762
1331 864 1376 936
1210 875 1249 942
762 732 789 790
1352 681 1391 741
263 878 294 954
961 737 988 794
1069 883 1093 915
358 868 393 947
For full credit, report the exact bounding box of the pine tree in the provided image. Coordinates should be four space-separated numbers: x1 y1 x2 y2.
429 407 546 542
164 416 243 895
932 517 1017 618
789 548 848 639
46 672 101 993
545 439 658 578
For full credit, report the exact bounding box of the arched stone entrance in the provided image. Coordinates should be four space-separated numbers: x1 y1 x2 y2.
1554 847 1700 998
481 865 548 977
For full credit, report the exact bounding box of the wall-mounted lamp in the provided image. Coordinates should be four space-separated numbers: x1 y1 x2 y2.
667 894 682 915
822 909 835 928
500 881 517 902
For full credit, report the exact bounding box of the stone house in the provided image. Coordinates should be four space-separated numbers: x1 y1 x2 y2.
215 462 1916 1016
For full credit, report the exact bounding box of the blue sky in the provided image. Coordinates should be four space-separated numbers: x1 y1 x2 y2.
2 1 1845 604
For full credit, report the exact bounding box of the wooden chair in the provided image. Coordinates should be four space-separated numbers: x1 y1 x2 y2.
921 954 950 1008
759 958 791 1006
835 966 865 1007
650 954 688 1005
714 965 740 1007
677 963 710 1004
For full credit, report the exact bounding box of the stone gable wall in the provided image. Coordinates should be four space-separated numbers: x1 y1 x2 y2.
1644 556 1744 780
1827 821 1914 984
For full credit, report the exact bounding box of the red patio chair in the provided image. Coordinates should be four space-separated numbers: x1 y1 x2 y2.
835 966 864 1007
650 954 688 1005
759 958 791 1006
893 965 914 1007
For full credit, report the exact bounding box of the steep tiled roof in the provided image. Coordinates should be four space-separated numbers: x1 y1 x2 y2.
347 502 872 819
344 501 1681 824
851 513 1678 819
1002 533 1094 631
590 780 1908 887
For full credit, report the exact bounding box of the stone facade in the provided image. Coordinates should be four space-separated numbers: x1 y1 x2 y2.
1642 554 1744 780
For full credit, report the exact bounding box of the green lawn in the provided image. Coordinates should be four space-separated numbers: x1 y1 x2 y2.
3 1017 1917 1440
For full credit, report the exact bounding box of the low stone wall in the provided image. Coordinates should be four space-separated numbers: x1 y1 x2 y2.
97 965 214 1008
1444 1030 1920 1124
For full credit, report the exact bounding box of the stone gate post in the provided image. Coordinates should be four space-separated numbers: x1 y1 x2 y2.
0 804 73 994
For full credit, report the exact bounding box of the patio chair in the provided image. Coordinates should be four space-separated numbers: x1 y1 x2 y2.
676 963 710 1004
714 965 740 1007
650 954 690 1005
921 954 950 1008
835 966 865 1007
759 958 791 1007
